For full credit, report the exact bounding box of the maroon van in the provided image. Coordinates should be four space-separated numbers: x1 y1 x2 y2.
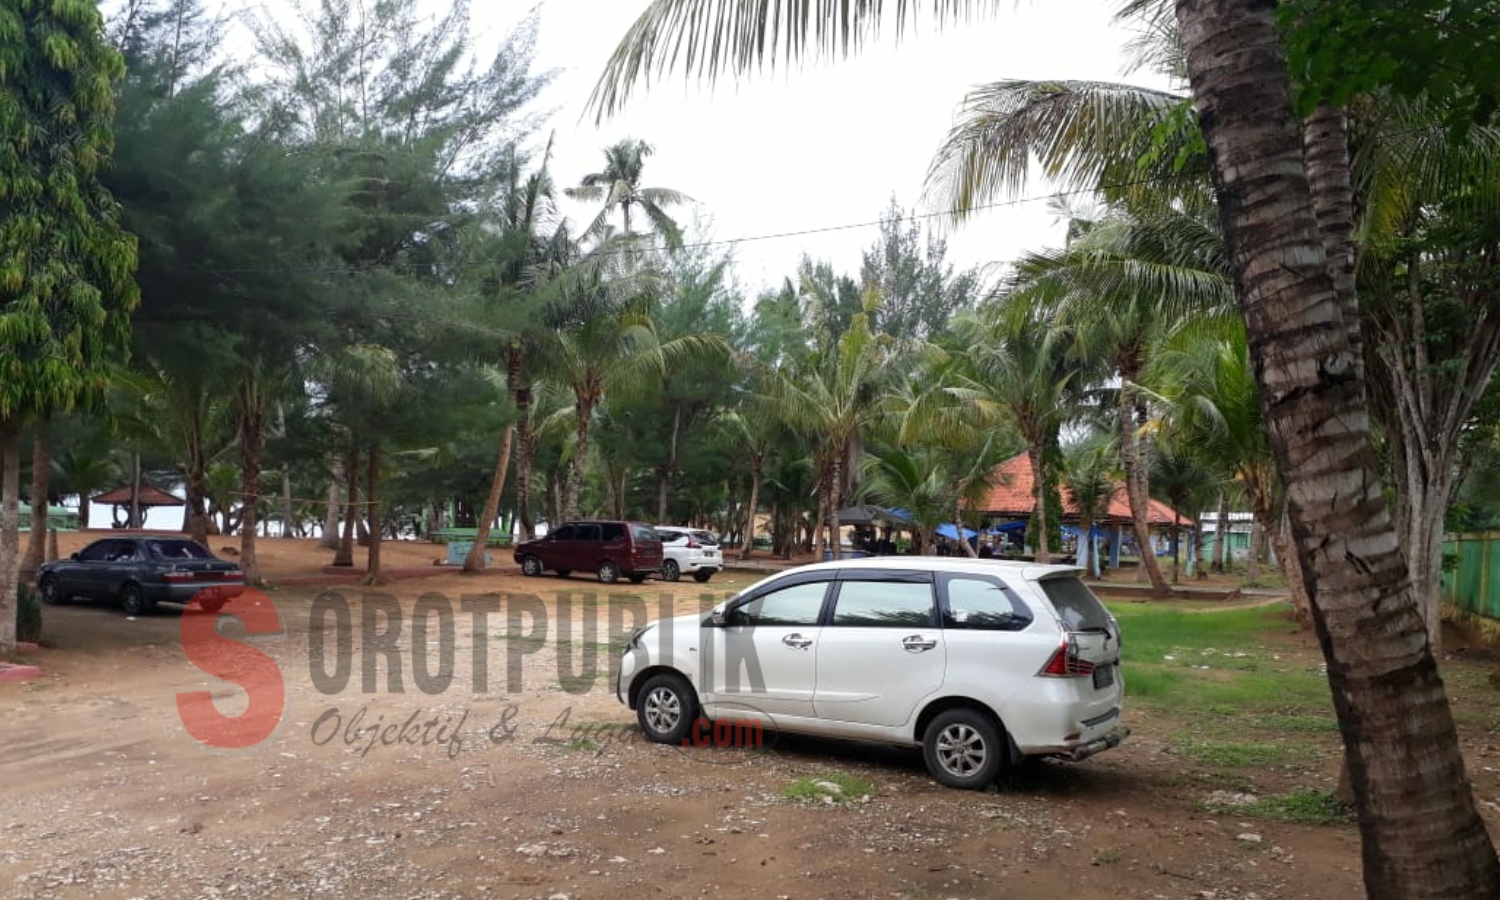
514 520 664 583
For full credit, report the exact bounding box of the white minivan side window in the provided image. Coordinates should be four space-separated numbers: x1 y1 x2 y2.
830 580 935 627
941 575 1033 631
730 582 828 626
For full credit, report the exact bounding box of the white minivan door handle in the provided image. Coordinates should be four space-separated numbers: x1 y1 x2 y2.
782 633 813 649
902 635 937 652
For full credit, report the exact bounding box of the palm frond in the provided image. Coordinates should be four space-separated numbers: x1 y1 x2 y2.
586 0 1009 122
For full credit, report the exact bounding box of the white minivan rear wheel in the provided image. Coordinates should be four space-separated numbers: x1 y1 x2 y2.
922 708 1006 790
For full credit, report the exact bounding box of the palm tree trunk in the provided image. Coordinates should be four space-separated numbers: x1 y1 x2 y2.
46 526 57 563
657 404 682 522
958 489 977 558
1303 103 1362 383
236 403 266 586
276 468 292 538
79 494 91 533
361 441 386 585
1194 518 1208 580
811 480 827 561
130 453 142 530
333 445 359 567
319 456 342 550
1116 377 1169 594
516 436 536 541
465 424 514 573
740 460 762 561
828 451 844 561
21 429 49 578
563 401 593 522
1177 0 1500 893
0 421 21 653
1212 491 1230 573
1027 443 1050 564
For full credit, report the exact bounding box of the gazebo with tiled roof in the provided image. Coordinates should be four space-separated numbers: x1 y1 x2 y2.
93 483 183 529
975 453 1188 566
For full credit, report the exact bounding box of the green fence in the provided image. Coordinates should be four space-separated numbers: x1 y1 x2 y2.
1441 532 1500 619
429 527 512 548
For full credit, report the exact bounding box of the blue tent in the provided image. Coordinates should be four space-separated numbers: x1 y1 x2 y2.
934 523 978 541
988 520 1027 534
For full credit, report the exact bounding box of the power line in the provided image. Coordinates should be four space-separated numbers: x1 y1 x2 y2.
184 174 1191 278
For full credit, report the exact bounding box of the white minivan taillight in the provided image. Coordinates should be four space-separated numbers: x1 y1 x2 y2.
1039 635 1096 677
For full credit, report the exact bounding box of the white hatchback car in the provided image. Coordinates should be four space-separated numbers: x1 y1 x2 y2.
652 526 722 583
615 558 1127 789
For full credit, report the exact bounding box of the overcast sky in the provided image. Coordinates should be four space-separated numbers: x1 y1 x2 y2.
487 0 1175 294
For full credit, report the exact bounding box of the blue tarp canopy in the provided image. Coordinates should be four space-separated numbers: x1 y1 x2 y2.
988 520 1027 534
935 523 978 541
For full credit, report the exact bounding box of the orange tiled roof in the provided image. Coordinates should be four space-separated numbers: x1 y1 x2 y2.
976 453 1186 525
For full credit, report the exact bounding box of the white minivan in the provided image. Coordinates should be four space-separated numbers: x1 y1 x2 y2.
615 558 1127 789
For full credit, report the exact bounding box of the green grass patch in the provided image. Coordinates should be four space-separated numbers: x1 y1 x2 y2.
783 773 876 804
1108 601 1333 719
1209 789 1353 825
1250 713 1338 733
1172 737 1296 768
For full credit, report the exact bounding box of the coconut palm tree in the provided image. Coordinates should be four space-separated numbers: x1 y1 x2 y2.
566 139 691 249
536 238 727 521
1061 433 1117 578
760 297 893 560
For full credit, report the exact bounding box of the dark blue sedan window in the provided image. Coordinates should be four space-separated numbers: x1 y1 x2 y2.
147 540 213 560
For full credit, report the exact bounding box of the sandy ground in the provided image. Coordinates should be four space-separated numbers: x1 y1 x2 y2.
0 537 1391 899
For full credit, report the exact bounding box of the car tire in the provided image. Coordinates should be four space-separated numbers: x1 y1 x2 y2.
636 672 699 745
597 560 620 584
692 569 714 583
922 708 1006 790
661 559 681 582
119 583 154 617
521 555 543 577
37 575 64 605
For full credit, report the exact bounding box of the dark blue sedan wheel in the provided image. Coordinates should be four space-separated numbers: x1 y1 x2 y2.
119 583 153 616
38 575 63 604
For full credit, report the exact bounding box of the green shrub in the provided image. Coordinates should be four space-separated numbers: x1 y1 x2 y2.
16 583 42 643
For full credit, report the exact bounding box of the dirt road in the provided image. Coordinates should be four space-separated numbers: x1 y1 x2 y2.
1 572 1367 900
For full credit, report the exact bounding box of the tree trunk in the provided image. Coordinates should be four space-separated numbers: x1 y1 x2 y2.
465 424 514 573
959 489 978 558
361 441 386 585
0 422 21 653
236 405 265 586
828 450 844 561
811 475 827 562
1116 376 1170 593
46 526 57 563
280 468 295 538
78 494 91 533
1212 491 1230 573
1177 1 1500 894
1171 509 1181 584
130 453 142 530
1273 504 1313 626
1027 443 1050 564
333 445 358 567
1302 103 1362 384
563 401 593 522
21 430 49 578
319 456 342 550
740 461 761 561
1194 519 1208 580
657 404 681 522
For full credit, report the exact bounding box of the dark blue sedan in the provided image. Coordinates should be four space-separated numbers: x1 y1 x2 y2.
37 537 246 616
